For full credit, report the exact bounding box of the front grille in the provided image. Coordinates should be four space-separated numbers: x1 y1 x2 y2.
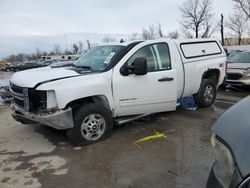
10 83 29 111
227 73 242 80
11 84 24 94
14 97 25 107
10 83 47 112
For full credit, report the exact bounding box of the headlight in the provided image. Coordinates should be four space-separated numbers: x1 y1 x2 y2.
211 134 235 188
46 90 58 109
29 90 47 111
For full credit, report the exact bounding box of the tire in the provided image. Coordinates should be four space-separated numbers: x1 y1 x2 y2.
194 79 217 108
67 103 113 146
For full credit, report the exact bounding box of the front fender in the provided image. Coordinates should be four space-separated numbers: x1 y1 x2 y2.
36 71 114 110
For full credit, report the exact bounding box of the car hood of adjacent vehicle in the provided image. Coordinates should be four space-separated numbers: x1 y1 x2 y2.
10 67 82 88
227 62 250 70
211 96 250 177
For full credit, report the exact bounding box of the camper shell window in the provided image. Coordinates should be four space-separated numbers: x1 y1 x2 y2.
180 41 222 59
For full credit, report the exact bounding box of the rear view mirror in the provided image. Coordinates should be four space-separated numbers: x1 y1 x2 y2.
132 57 147 75
120 57 147 76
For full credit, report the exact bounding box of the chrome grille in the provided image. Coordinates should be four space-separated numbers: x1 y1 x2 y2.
227 73 242 80
10 83 29 111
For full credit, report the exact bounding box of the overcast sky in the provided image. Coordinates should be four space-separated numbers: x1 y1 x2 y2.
0 0 235 58
0 0 234 36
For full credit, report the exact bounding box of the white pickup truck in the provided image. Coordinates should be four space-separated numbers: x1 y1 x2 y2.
10 39 226 146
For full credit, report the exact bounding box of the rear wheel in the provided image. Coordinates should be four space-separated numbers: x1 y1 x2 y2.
67 103 113 146
194 79 216 107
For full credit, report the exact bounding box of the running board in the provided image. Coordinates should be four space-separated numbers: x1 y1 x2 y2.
114 113 152 125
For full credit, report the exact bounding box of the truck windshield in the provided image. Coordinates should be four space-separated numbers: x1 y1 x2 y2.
74 45 123 71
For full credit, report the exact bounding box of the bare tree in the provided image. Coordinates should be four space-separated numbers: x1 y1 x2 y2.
182 29 194 38
226 10 248 45
157 23 164 37
35 47 42 59
64 49 73 55
53 44 61 55
86 40 91 50
201 18 219 38
42 51 48 56
72 43 79 54
179 0 213 38
142 25 156 40
130 33 140 40
5 53 26 62
167 30 180 39
78 41 83 53
102 37 116 43
232 0 250 18
225 38 233 46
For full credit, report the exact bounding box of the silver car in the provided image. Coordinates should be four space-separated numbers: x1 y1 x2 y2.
226 51 250 87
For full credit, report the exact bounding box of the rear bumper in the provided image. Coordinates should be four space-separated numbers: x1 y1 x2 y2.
11 104 74 130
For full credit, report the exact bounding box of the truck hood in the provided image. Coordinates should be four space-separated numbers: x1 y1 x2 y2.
211 96 250 177
10 67 81 88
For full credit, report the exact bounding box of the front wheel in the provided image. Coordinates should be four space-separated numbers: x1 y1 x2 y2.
194 79 216 107
67 103 113 146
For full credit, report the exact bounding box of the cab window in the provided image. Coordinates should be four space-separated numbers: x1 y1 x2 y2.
127 43 171 72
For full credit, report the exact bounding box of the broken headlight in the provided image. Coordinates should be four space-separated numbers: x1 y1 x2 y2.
211 134 235 188
29 90 47 111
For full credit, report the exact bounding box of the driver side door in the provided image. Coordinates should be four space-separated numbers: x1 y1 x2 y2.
112 42 177 117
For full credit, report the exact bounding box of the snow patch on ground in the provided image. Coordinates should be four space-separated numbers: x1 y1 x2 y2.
30 156 68 175
0 154 40 188
0 111 56 155
0 107 68 188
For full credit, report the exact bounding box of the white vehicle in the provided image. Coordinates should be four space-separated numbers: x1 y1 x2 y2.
10 39 226 146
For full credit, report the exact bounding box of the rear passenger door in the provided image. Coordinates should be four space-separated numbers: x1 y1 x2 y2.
113 42 177 116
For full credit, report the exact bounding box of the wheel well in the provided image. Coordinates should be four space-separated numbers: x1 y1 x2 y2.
202 69 220 85
65 95 111 112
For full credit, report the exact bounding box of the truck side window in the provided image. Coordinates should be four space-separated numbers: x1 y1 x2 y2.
154 43 171 70
127 45 158 72
126 43 171 72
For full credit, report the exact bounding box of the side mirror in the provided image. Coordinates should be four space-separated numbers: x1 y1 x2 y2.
132 57 147 75
120 57 147 76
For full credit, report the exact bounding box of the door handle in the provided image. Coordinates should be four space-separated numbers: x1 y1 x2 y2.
158 77 174 82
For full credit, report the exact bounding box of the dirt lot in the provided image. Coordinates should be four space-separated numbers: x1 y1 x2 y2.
0 71 249 188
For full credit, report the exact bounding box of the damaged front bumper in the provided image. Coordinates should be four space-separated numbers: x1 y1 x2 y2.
11 104 74 130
